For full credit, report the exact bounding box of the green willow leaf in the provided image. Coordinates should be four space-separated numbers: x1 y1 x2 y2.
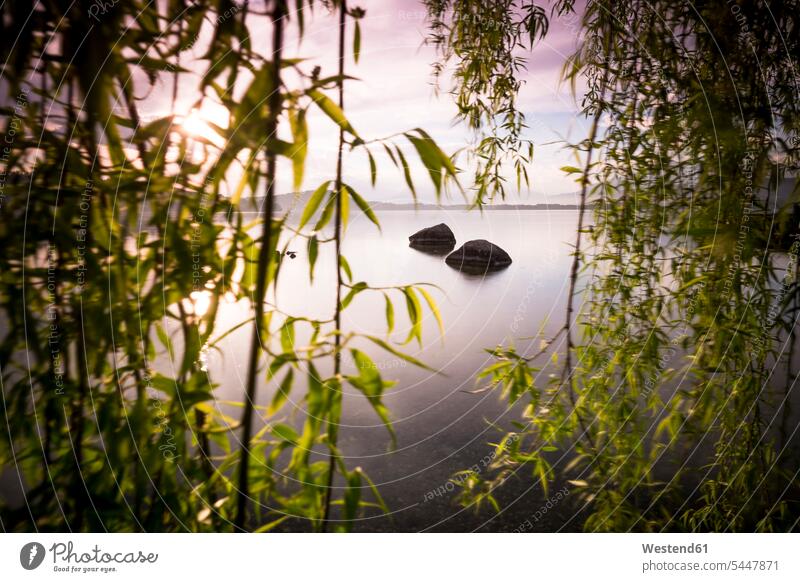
382 142 398 166
406 132 444 197
288 108 309 191
272 423 300 444
339 186 350 227
315 194 337 231
363 336 436 372
367 149 377 186
307 235 319 282
416 286 444 339
280 319 296 353
343 183 380 230
395 145 416 201
343 469 362 524
299 181 332 229
341 282 368 310
356 467 390 515
353 21 361 64
253 516 291 533
269 368 294 415
307 88 360 138
383 292 395 334
155 322 175 362
413 128 458 176
402 286 423 346
267 353 296 381
345 349 397 445
339 255 353 282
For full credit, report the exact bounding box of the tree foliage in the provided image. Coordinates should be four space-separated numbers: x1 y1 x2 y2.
0 0 455 532
458 0 800 531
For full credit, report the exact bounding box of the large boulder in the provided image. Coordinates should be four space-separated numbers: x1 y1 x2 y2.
445 239 512 273
408 223 456 254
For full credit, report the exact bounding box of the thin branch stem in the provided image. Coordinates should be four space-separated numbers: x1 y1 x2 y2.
322 0 348 533
234 0 286 531
561 105 603 451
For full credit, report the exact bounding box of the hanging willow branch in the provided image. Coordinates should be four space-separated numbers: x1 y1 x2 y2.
457 0 800 532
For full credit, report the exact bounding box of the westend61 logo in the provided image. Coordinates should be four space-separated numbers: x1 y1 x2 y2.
19 541 158 574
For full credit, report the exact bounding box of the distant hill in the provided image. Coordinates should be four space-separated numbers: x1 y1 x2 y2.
367 201 586 211
533 191 584 205
239 190 590 216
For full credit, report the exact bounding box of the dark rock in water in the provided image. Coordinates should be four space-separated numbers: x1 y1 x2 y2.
409 223 456 254
409 223 456 245
445 239 512 273
410 240 456 255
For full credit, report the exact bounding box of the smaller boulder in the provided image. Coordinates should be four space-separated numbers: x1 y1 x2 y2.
409 223 456 254
445 239 512 273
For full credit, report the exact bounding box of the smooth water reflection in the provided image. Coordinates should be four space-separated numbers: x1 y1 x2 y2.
204 209 582 530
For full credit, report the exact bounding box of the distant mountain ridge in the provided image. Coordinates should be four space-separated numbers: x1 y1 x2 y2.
240 190 590 215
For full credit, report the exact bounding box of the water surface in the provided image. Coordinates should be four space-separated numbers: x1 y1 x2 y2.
203 209 583 531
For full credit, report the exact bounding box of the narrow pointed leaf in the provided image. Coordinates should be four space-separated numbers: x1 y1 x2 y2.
300 181 332 229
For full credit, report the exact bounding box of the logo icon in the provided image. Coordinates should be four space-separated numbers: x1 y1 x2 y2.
20 542 46 570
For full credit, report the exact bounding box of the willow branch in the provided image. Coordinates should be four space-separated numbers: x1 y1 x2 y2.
235 0 286 531
322 0 348 533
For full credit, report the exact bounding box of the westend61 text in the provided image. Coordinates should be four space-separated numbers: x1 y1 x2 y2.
642 543 708 554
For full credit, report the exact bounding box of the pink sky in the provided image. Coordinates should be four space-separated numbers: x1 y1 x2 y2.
148 0 590 203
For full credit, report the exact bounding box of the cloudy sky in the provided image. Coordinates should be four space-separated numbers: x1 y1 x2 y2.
157 0 590 203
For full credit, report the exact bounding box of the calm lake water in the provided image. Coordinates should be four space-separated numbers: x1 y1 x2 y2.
198 207 800 533
202 209 585 531
5 206 796 530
